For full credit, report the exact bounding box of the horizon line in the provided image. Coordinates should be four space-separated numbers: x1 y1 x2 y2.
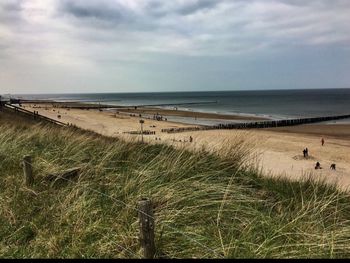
3 86 350 96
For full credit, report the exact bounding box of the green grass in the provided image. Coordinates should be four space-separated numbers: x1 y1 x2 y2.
1 109 350 258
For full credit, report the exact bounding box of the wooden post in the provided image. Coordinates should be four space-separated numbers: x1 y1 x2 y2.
22 155 34 186
138 198 155 259
139 120 145 143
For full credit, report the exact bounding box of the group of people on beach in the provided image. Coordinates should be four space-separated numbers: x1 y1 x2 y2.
304 137 337 171
153 113 167 121
315 162 336 170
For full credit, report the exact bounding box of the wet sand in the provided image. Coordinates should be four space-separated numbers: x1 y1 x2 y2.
112 107 267 121
26 101 267 121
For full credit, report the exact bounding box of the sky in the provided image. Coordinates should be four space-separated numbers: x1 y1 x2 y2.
1 0 350 94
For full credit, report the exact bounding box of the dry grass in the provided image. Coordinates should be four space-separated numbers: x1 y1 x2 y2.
1 109 350 258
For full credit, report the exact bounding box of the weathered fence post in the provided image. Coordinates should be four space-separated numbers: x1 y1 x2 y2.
22 155 34 186
138 198 155 259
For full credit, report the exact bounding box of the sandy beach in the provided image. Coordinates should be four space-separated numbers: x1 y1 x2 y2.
22 103 350 191
25 100 267 121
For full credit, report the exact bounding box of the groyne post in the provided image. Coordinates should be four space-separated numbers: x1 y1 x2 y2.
138 198 155 259
22 155 34 186
161 113 350 133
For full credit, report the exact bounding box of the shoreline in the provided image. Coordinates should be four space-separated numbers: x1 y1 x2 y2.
20 100 269 122
18 99 350 126
16 99 350 133
13 101 350 138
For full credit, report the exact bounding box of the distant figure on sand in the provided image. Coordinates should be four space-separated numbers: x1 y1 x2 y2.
189 136 193 143
315 162 322 170
330 163 336 170
302 148 309 158
321 138 325 146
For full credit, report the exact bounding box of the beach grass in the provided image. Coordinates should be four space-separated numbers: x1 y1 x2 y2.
1 110 350 258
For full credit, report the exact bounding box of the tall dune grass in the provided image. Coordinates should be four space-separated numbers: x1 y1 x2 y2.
1 110 350 258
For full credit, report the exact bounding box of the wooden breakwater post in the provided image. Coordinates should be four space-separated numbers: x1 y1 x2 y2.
138 198 155 259
22 155 34 186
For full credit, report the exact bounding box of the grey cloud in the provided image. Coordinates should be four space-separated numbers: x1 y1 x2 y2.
2 0 350 66
52 0 350 57
145 0 222 16
1 1 22 12
59 0 133 25
59 0 223 27
175 0 221 15
0 0 23 23
1 0 350 93
57 0 162 32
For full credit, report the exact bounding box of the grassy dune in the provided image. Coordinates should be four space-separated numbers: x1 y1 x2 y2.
1 109 350 258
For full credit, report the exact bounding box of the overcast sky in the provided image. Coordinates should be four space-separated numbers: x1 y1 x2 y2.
1 0 350 94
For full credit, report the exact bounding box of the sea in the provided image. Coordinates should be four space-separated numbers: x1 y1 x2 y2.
9 88 350 125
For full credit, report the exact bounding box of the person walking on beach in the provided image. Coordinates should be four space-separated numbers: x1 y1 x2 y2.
321 137 325 146
303 149 307 158
305 148 309 157
189 136 193 143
